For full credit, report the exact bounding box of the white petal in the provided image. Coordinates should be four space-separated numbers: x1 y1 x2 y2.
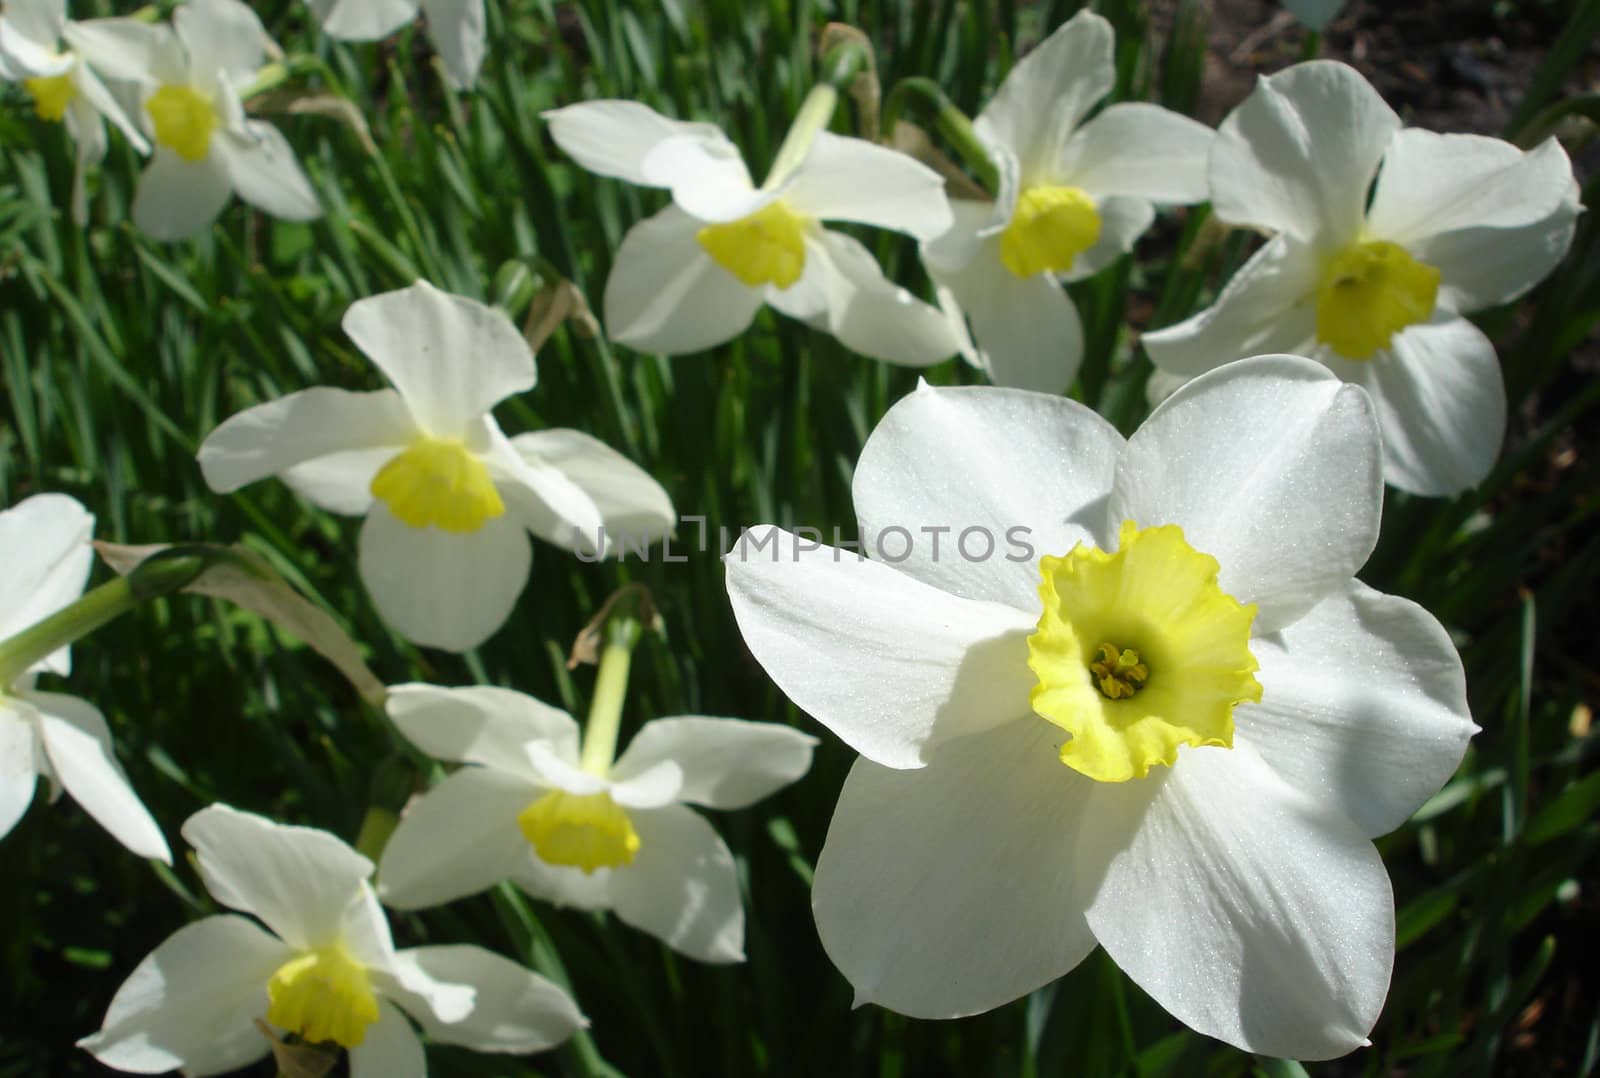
173 0 268 87
1363 317 1506 497
70 60 146 152
338 882 401 976
975 10 1113 182
32 692 169 862
63 18 172 86
602 204 764 354
348 998 425 1078
383 945 585 1052
609 805 744 963
0 15 70 75
1055 103 1214 204
418 0 485 89
77 915 289 1076
1140 235 1320 377
1 0 64 47
313 0 417 40
801 229 961 367
280 447 398 515
1109 354 1381 634
358 506 531 652
197 387 413 502
377 766 534 910
385 683 579 775
217 121 320 221
784 132 952 239
813 718 1100 1018
182 803 374 952
0 492 94 672
639 134 763 222
490 438 605 555
1243 579 1474 837
610 717 816 810
341 281 535 437
933 237 1086 391
1419 197 1581 313
509 851 612 911
0 708 39 840
1367 131 1578 248
853 383 1123 609
523 741 607 795
1211 60 1398 242
508 430 675 551
1059 194 1155 282
543 100 731 187
131 148 233 242
723 526 1036 769
1082 743 1393 1060
606 759 684 809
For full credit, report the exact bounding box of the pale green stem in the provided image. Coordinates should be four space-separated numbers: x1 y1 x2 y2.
238 62 289 101
761 39 871 189
578 616 643 776
881 76 1001 195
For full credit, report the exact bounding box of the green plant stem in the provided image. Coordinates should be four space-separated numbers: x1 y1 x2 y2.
762 39 871 188
881 76 1000 194
578 615 643 775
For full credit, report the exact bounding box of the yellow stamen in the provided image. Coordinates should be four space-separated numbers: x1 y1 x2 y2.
1315 239 1440 360
266 944 380 1049
998 185 1102 278
24 72 76 122
518 789 640 874
369 436 505 533
696 201 807 289
146 84 217 162
1027 521 1261 783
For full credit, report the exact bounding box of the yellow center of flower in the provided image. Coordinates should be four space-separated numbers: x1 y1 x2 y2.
518 789 640 874
1027 521 1262 783
998 185 1102 278
369 436 505 533
266 944 380 1049
1314 239 1440 360
24 73 76 122
696 201 807 289
146 84 217 162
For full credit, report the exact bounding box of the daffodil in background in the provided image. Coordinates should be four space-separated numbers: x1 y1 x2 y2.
106 0 320 240
0 495 170 863
920 10 1213 393
1143 60 1580 496
544 99 961 365
80 804 584 1075
0 0 158 222
198 280 676 652
377 681 816 964
305 0 485 90
724 357 1477 1058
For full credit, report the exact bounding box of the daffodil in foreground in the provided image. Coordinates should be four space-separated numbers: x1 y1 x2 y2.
724 357 1477 1058
198 280 675 652
0 0 159 222
80 804 584 1075
376 683 816 963
305 0 485 89
1143 60 1579 496
921 10 1213 393
0 494 169 863
544 99 961 365
111 0 320 240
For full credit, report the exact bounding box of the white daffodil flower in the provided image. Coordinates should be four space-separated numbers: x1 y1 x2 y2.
305 0 485 90
1143 60 1580 497
376 684 817 964
198 280 676 653
724 356 1477 1059
0 0 162 222
0 494 170 863
80 804 585 1076
921 10 1213 393
104 0 320 240
544 99 962 365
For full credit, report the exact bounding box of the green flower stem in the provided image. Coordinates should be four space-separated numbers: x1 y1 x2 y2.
762 38 872 189
578 614 644 776
0 552 206 688
881 76 1001 195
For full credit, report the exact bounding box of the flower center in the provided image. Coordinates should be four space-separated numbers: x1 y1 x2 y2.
998 185 1102 278
369 436 505 533
1314 239 1440 360
146 84 217 162
518 789 640 874
266 944 380 1049
1027 521 1261 783
24 72 76 122
696 201 807 289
